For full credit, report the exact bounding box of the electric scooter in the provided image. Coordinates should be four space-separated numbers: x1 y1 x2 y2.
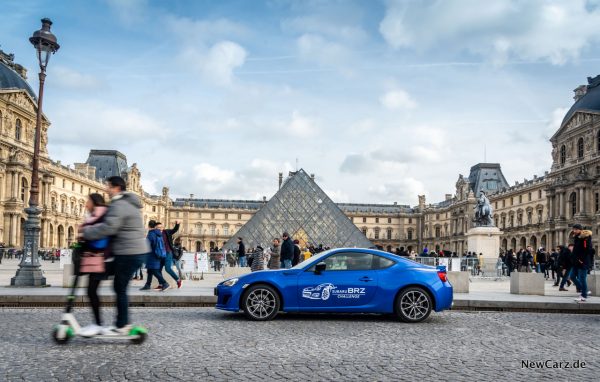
52 266 147 345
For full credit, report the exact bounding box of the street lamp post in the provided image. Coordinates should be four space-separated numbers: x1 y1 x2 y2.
11 18 59 286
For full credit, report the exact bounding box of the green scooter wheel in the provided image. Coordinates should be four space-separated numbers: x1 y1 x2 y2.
129 326 147 345
52 325 72 345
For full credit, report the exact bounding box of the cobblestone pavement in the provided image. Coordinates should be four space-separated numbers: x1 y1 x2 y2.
0 308 598 381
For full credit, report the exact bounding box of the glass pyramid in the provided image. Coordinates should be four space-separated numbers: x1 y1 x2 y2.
224 169 373 250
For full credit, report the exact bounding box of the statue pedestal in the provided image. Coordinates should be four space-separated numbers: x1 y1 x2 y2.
466 226 503 276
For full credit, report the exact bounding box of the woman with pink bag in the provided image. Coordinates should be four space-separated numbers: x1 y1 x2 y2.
77 193 110 337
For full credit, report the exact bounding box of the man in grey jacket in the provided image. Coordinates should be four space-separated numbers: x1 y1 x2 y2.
82 176 150 334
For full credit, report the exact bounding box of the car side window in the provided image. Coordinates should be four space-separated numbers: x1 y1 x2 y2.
372 255 395 269
311 252 376 271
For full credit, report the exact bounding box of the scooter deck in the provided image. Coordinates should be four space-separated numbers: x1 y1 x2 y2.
80 334 143 340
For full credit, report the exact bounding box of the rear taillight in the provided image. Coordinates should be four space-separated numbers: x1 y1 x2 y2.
437 271 448 282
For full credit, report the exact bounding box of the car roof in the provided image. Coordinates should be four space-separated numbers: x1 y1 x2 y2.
326 247 408 263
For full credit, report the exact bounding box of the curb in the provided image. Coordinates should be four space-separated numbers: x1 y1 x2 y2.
1 295 600 313
451 299 600 314
0 295 218 308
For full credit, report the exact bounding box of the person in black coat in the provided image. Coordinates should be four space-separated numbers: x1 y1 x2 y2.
570 224 592 300
557 244 573 290
237 237 246 267
504 249 515 276
280 232 294 269
549 248 559 282
292 240 301 266
519 248 533 272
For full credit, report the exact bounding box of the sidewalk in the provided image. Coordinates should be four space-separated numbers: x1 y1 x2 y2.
1 259 598 312
453 279 600 313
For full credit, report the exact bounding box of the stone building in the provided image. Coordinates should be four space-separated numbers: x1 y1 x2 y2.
2 46 600 254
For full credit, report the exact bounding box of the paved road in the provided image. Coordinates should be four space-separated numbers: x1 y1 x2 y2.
1 308 598 381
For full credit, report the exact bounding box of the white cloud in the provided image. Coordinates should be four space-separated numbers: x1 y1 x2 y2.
50 100 165 146
380 89 417 110
368 178 426 203
340 125 449 176
149 159 295 200
282 15 367 44
546 107 569 138
340 154 372 174
203 41 247 85
178 40 247 86
193 163 235 184
323 188 350 203
287 111 318 138
297 33 349 66
51 66 102 90
379 0 600 65
349 119 376 135
167 16 249 86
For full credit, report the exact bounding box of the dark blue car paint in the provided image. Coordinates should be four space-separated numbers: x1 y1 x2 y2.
215 248 453 316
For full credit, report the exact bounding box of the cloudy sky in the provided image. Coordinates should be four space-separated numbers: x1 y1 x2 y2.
2 0 600 205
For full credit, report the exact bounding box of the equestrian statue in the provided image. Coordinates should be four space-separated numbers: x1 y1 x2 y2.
473 190 494 227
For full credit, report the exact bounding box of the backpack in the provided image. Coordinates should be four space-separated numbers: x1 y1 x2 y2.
151 231 166 259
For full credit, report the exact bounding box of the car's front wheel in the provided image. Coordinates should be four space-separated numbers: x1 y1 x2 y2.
241 284 280 321
395 287 432 323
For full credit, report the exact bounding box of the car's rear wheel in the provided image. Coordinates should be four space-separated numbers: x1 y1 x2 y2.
396 287 432 323
242 284 280 321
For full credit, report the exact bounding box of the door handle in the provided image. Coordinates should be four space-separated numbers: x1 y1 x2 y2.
359 276 373 282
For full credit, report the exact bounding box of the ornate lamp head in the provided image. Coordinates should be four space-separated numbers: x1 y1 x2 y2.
29 18 60 71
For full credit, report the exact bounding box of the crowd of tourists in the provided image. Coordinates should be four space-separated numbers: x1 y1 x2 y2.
228 236 329 272
494 224 594 300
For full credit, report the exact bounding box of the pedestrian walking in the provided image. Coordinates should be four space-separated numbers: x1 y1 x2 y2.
495 255 503 278
280 232 294 269
268 238 281 269
570 224 593 302
81 176 149 335
249 246 265 272
172 238 185 280
536 247 548 278
519 247 533 272
558 244 573 290
140 220 169 291
549 247 559 282
77 193 109 337
237 237 247 267
292 239 301 267
226 249 236 268
156 221 182 289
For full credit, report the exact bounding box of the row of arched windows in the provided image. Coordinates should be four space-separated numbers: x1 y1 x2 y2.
559 131 600 165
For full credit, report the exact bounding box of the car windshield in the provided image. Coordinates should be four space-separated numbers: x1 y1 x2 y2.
290 249 336 270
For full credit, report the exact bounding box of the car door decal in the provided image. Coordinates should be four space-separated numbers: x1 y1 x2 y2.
302 283 336 300
301 283 368 300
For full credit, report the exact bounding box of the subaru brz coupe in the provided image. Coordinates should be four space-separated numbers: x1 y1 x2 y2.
215 248 453 323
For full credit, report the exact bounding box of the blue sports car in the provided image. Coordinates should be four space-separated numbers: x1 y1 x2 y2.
214 248 453 323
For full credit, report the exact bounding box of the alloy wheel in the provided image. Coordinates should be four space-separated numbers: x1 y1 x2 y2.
399 289 430 322
246 288 277 319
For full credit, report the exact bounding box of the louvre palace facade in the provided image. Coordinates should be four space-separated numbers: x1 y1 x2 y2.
2 47 600 254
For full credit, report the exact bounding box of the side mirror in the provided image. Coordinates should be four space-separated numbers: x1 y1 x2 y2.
315 262 326 275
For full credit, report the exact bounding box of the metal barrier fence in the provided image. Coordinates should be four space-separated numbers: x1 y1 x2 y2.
412 256 509 276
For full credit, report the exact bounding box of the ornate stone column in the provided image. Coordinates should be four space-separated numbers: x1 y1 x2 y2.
11 171 17 199
10 214 17 246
